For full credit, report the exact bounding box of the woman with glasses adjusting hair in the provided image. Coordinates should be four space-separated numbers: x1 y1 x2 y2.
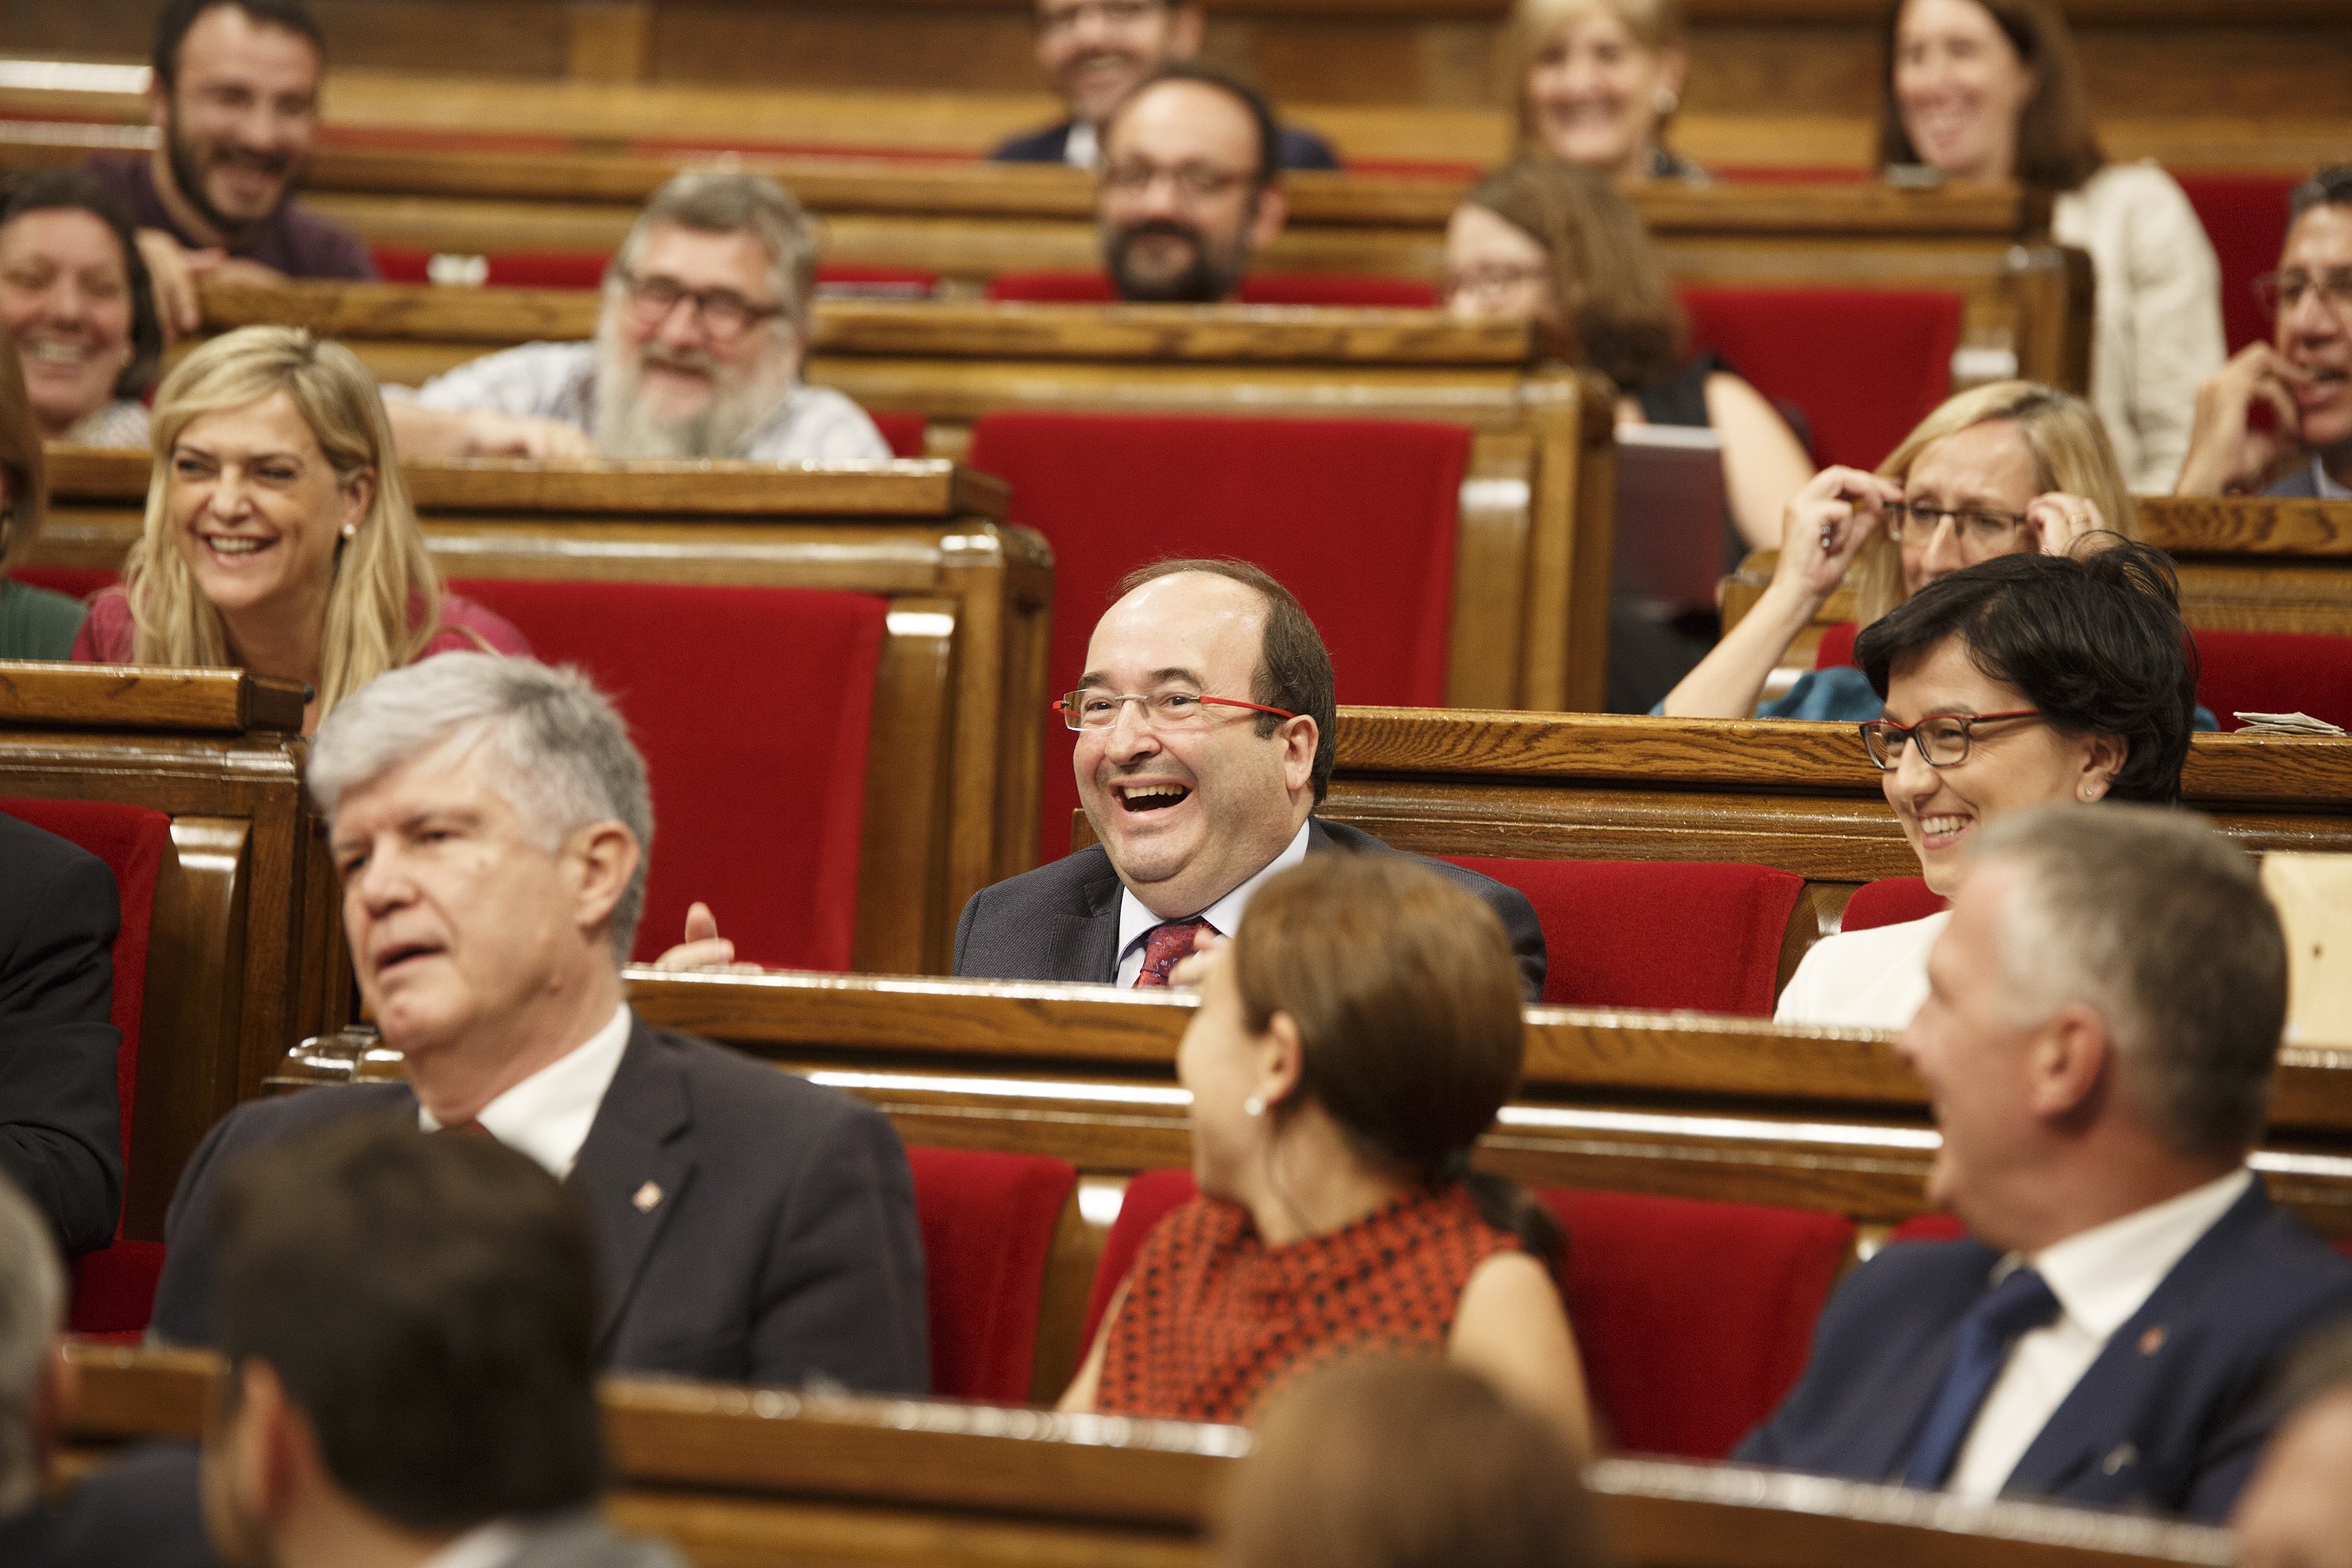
1775 538 2197 1029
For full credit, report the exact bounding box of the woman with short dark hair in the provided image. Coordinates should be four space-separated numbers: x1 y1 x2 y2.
1776 538 2196 1028
0 169 163 448
1060 853 1592 1445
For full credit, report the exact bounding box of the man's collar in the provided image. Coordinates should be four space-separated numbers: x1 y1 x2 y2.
1116 818 1312 960
418 1005 633 1179
2314 453 2352 499
2005 1167 2253 1339
418 1520 526 1568
1065 120 1101 169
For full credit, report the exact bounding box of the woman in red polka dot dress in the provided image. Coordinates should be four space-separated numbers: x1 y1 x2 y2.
1058 854 1592 1446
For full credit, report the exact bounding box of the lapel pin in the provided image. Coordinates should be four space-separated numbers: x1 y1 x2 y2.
633 1181 663 1214
2103 1443 2138 1475
2138 1326 2168 1356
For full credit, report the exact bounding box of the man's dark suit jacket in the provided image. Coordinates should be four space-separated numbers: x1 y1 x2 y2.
952 817 1548 998
150 1018 930 1393
0 811 124 1258
990 118 1341 170
1736 1180 2352 1523
2265 461 2325 497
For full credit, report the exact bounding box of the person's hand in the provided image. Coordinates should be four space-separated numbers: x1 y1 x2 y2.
206 256 286 289
1769 466 1904 604
460 411 597 460
651 901 760 973
2024 492 2112 556
2176 342 2307 495
133 227 216 342
1163 930 1229 990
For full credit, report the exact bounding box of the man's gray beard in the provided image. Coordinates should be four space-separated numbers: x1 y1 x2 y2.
588 313 798 459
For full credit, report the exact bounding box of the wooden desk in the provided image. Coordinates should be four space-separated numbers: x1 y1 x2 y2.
169 285 1620 713
0 662 335 1239
30 448 1049 974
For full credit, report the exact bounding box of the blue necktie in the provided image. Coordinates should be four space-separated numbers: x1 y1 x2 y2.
1900 1265 2061 1487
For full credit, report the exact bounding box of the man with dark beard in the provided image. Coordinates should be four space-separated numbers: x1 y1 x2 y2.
82 0 374 342
388 170 890 463
1098 65 1290 305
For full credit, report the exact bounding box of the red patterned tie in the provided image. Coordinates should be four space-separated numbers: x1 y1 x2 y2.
437 1119 493 1138
1133 918 1212 989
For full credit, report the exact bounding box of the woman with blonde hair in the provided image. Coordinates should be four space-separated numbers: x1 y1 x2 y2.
73 325 526 728
1505 0 1700 183
1663 380 2140 722
0 334 87 658
1060 853 1592 1446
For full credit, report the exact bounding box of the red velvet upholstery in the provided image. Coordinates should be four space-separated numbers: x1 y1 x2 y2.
1842 877 1948 932
869 410 928 459
1679 288 1962 471
2191 629 2352 731
2173 172 2300 355
1540 1186 1855 1457
445 579 887 970
371 247 938 296
985 271 1439 307
906 1145 1078 1402
1442 857 1804 1015
2 799 173 1334
8 565 117 604
1813 619 1861 670
965 412 1468 855
1079 1169 1855 1457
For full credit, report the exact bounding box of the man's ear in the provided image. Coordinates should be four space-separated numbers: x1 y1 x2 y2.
1658 45 1690 100
1256 1009 1306 1110
568 821 641 938
2029 1003 2113 1125
1167 3 1206 57
1278 713 1319 797
145 76 170 131
1247 184 1288 252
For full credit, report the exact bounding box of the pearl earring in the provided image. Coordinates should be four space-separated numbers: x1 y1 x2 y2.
1243 1096 1265 1118
340 523 357 540
1653 86 1680 117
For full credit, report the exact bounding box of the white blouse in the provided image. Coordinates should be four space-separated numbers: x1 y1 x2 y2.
1773 911 1951 1030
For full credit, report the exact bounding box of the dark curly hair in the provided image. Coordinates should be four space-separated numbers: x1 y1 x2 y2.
1854 537 2196 805
0 169 165 401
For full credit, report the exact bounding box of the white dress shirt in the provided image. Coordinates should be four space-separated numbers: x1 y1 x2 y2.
1773 912 1948 1029
419 1522 525 1568
1112 820 1312 986
2312 456 2352 500
1946 1167 2256 1497
417 1004 633 1179
1064 120 1100 169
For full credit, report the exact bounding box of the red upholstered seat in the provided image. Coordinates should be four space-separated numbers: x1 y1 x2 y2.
965 412 1468 855
2173 172 2301 355
1679 288 1962 472
1079 1169 1854 1457
2 798 173 1338
1813 619 1861 670
445 579 887 970
1842 877 1947 933
1442 857 1804 1015
986 271 1439 307
1539 1186 1855 1457
906 1145 1077 1402
9 565 118 604
369 248 938 298
868 410 928 459
2191 629 2352 731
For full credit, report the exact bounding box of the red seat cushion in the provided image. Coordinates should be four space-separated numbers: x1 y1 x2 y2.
2192 629 2352 731
370 249 938 297
868 410 927 459
1442 857 1804 1015
1842 877 1947 933
985 271 1439 308
1540 1186 1855 1458
446 579 887 970
2173 172 2300 355
9 565 118 604
1680 288 1962 472
1082 1167 1199 1348
1814 619 1861 670
966 412 1468 856
906 1145 1077 1403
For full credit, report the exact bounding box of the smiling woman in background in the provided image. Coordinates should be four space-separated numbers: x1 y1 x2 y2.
1879 0 2220 492
1504 0 1701 183
0 171 164 448
73 325 526 728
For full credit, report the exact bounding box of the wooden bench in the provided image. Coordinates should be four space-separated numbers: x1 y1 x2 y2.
56 1343 2239 1568
27 448 1050 974
0 662 335 1240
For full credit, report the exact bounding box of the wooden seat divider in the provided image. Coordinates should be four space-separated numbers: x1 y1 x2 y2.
31 448 1050 973
173 285 1620 712
0 662 337 1239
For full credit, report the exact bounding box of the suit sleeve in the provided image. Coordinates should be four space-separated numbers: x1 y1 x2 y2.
0 846 124 1258
750 1098 931 1394
951 888 981 977
145 1105 255 1348
1486 880 1548 1002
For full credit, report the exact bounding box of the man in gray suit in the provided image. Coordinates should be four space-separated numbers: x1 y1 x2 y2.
149 655 927 1392
198 1120 680 1568
953 559 1547 995
2176 166 2351 499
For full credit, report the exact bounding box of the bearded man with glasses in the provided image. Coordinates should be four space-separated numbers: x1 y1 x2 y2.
386 171 890 463
2177 166 2352 499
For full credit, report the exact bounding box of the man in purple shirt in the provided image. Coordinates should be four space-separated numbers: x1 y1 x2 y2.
82 0 373 340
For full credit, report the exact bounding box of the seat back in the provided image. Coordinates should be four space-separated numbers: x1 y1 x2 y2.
1841 877 1947 933
1443 857 1804 1015
447 579 889 970
906 1145 1078 1403
1541 1186 1856 1458
8 565 117 605
2173 172 2300 356
1081 1167 1199 1348
967 412 1468 855
985 271 1439 307
2193 628 2352 731
1680 289 1962 472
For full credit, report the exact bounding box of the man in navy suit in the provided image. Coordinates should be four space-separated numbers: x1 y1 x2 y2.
953 560 1546 997
2176 165 2350 500
1738 804 2352 1523
992 0 1338 173
147 655 928 1393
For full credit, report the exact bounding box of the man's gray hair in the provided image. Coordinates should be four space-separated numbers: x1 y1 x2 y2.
309 655 655 962
1969 804 2287 1162
0 1176 62 1519
610 169 819 332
